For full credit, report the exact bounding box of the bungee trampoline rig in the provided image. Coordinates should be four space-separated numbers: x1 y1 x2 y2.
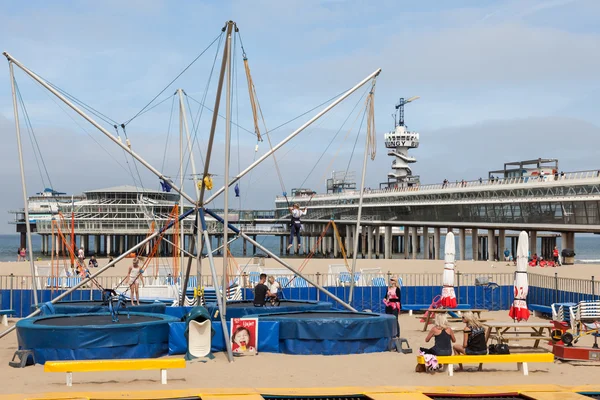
1 20 404 363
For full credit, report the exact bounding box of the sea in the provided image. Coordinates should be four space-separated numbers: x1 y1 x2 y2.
1 233 599 264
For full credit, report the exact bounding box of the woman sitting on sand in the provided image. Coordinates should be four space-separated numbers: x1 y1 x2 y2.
453 311 487 371
420 313 455 356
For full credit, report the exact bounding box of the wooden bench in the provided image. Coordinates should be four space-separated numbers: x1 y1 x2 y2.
44 358 186 386
0 309 16 326
416 353 554 376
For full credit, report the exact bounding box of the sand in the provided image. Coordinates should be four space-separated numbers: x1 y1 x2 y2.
2 256 599 279
1 258 600 396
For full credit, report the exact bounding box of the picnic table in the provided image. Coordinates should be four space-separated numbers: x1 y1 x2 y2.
421 308 486 332
484 321 554 348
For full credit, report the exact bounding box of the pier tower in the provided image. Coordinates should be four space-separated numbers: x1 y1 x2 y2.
384 96 420 188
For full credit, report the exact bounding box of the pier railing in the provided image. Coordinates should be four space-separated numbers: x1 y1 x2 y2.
276 169 600 202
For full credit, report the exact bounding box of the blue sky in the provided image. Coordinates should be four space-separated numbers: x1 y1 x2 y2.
1 0 599 233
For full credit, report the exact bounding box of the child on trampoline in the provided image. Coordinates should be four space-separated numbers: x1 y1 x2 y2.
287 203 307 252
125 257 145 306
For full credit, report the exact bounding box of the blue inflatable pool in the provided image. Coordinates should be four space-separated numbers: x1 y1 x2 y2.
16 312 178 364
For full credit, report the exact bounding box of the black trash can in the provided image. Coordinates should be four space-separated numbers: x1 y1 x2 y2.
561 248 576 265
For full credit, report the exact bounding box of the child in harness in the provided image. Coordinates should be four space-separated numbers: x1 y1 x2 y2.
287 203 307 252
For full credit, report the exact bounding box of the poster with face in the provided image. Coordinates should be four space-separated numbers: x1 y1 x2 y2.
230 318 258 356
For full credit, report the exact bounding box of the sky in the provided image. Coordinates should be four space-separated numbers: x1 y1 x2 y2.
0 0 599 233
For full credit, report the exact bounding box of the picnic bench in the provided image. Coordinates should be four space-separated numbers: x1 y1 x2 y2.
0 309 16 326
484 321 553 348
421 308 486 332
416 353 554 376
44 358 186 386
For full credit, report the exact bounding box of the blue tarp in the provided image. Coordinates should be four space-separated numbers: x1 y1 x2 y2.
168 320 280 355
16 312 178 364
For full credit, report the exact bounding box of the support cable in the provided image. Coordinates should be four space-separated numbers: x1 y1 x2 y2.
122 32 224 126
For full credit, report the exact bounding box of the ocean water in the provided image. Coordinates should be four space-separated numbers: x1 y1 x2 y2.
1 233 598 264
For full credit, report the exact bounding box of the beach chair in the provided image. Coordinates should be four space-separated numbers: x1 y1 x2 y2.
372 276 387 287
65 277 82 288
46 277 63 289
248 272 261 286
294 277 309 288
187 276 198 289
339 272 361 286
276 276 290 288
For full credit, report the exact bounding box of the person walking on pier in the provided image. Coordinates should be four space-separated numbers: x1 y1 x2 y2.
287 203 307 252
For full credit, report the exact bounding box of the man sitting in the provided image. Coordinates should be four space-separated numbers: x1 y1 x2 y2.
253 273 272 307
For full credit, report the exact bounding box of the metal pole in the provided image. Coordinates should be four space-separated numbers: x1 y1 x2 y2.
204 208 356 312
204 68 382 205
222 30 233 316
178 89 201 305
2 51 195 205
348 100 372 304
200 210 234 362
8 61 38 305
179 89 185 293
198 21 234 204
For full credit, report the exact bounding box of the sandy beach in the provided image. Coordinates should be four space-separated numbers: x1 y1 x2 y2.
2 257 599 279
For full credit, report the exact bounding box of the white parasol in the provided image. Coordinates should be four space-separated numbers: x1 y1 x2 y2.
509 230 530 321
440 232 457 308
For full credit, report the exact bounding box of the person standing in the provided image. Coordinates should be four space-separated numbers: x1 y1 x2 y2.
383 277 402 336
553 246 561 266
287 203 307 252
125 257 144 306
253 273 272 307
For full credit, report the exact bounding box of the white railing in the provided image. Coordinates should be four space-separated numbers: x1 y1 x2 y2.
276 169 600 203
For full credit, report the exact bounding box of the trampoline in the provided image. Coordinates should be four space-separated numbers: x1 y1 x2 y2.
205 300 333 320
257 310 397 355
33 299 167 315
16 312 178 364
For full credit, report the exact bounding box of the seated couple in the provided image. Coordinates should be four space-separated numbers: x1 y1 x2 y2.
420 311 487 372
253 273 282 306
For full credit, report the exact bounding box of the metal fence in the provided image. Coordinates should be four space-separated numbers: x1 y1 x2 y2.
2 271 598 318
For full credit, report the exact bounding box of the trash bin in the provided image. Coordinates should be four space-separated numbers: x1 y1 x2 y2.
561 248 576 265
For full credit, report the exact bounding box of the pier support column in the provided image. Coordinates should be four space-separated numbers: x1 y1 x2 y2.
471 228 478 261
94 235 100 255
361 228 366 258
411 227 418 260
367 227 373 259
243 238 248 256
458 228 466 261
375 227 381 259
345 225 350 257
529 231 537 257
498 229 506 260
119 236 125 255
423 226 430 260
487 229 495 261
106 235 111 256
403 226 409 259
384 226 392 259
434 228 441 260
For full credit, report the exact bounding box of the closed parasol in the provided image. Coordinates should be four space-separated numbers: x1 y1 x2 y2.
509 230 530 321
440 231 457 308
